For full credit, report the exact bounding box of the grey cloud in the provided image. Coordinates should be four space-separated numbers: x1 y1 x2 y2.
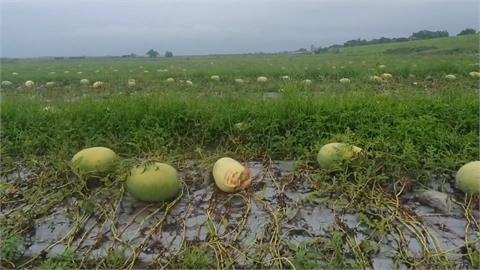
1 0 478 57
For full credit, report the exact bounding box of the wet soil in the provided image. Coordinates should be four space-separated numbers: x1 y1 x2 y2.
1 161 478 268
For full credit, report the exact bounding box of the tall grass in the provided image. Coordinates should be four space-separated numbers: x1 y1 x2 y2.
2 86 478 180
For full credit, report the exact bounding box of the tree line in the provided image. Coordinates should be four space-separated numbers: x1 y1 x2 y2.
145 49 174 58
310 28 477 54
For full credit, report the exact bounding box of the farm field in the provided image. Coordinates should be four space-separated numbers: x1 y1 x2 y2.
1 35 479 269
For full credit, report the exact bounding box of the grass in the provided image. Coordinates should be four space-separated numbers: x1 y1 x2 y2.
169 246 211 269
340 34 479 55
2 85 478 179
1 35 478 87
39 249 77 270
99 248 127 269
0 34 479 269
0 233 24 267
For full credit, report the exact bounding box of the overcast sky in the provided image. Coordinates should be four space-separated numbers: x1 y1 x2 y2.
1 0 478 57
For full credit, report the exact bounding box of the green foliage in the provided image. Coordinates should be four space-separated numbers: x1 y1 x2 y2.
146 49 159 58
1 87 477 181
39 249 77 270
410 30 449 40
171 246 210 269
291 241 323 269
99 248 127 269
340 34 478 55
291 233 367 269
0 233 24 263
457 28 477 36
384 46 438 55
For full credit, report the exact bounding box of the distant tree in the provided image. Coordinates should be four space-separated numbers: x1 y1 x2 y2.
146 49 159 58
313 46 328 54
393 37 409 42
344 38 368 47
410 30 449 40
307 28 458 56
371 37 393 44
164 51 173 57
329 44 342 49
457 28 477 36
121 53 137 58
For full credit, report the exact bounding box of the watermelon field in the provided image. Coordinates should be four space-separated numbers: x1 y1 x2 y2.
1 34 479 269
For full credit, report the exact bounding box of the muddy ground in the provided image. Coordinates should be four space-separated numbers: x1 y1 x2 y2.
2 160 479 269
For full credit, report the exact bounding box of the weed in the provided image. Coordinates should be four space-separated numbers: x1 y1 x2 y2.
99 248 127 269
170 246 210 269
39 249 77 270
0 233 24 264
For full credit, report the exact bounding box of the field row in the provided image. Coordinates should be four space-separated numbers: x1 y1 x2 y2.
1 71 480 95
2 89 478 180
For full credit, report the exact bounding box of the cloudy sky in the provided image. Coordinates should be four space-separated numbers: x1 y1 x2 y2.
1 0 478 57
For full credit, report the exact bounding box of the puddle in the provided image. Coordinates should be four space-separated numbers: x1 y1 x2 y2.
1 161 478 268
